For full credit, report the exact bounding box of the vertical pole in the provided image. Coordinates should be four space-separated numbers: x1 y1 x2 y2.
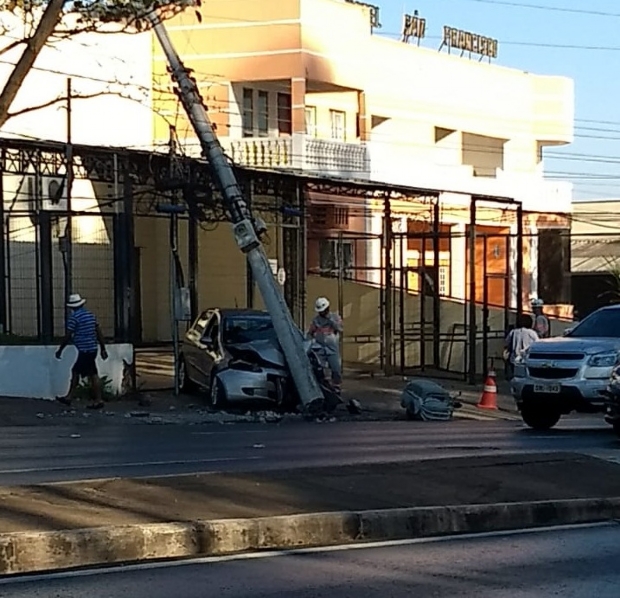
188 214 198 322
170 212 180 396
64 77 73 322
244 180 254 309
39 211 54 342
297 181 308 330
399 231 405 374
433 199 441 368
383 193 393 376
468 197 477 385
337 230 344 359
121 169 136 392
516 204 524 319
0 164 5 333
420 234 427 371
123 167 135 343
113 212 123 340
504 233 511 332
482 235 489 378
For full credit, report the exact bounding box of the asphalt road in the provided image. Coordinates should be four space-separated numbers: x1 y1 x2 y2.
0 415 617 485
2 523 620 596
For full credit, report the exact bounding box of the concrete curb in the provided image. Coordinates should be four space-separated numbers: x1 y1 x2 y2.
1 497 619 575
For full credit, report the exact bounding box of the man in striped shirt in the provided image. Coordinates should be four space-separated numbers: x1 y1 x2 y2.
55 293 108 409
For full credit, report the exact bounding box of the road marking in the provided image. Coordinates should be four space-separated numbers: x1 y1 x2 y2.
0 456 262 476
0 521 615 585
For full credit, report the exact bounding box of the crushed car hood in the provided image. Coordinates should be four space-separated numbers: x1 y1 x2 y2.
530 337 620 355
226 339 286 368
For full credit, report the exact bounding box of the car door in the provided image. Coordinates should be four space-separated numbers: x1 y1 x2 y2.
184 310 211 384
196 312 223 384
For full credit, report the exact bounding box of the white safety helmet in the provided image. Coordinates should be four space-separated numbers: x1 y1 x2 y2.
531 298 544 308
315 297 330 313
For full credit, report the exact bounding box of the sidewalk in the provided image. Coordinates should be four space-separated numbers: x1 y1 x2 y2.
0 356 517 427
0 452 618 533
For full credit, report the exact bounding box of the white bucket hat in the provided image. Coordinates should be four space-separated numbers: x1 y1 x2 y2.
67 293 86 308
315 297 330 313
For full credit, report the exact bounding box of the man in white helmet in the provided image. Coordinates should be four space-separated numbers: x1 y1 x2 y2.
308 296 343 393
531 298 550 338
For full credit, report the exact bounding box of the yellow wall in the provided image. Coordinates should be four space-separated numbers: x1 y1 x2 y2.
306 275 572 376
136 206 284 342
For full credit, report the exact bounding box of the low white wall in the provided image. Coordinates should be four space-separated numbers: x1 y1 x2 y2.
0 344 134 400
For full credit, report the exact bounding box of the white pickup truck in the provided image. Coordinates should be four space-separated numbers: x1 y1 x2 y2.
510 304 620 430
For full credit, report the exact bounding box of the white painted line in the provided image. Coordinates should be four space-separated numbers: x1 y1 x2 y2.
0 456 262 476
0 521 615 585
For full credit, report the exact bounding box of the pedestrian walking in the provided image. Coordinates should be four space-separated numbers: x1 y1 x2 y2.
504 314 539 379
308 296 343 394
55 293 108 409
531 298 551 338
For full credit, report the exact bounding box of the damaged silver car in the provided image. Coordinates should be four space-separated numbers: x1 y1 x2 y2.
179 308 298 410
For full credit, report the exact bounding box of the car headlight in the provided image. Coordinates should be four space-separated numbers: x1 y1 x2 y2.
588 352 619 368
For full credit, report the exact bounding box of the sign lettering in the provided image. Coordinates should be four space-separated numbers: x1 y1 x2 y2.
442 25 498 59
402 13 426 43
345 0 381 29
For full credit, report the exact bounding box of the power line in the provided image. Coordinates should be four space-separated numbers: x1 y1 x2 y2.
452 0 620 18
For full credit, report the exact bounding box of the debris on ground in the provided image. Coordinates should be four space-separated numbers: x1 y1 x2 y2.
400 378 460 422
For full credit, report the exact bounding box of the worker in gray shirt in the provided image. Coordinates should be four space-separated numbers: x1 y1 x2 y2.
531 298 551 338
308 296 343 393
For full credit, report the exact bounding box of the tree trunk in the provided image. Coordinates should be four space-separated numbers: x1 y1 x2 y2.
0 0 67 129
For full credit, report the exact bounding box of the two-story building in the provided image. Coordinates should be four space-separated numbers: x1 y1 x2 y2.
151 0 574 323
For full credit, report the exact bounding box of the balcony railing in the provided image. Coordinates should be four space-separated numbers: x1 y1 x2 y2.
228 134 370 177
229 137 294 169
227 136 571 211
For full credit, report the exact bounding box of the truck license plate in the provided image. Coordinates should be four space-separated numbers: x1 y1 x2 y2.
534 384 561 394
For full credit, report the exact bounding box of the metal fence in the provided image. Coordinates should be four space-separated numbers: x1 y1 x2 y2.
3 212 121 342
307 209 532 382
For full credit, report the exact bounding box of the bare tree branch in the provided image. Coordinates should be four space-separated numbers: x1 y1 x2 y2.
7 90 119 118
0 0 66 129
0 0 201 128
0 38 28 58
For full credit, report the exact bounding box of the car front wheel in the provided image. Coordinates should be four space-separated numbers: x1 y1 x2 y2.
521 404 561 431
210 375 227 409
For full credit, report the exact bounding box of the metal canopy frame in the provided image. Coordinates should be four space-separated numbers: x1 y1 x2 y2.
0 137 524 373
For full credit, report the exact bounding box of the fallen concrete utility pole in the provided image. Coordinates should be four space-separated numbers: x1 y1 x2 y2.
147 11 325 413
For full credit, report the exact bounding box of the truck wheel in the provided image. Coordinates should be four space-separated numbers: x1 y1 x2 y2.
521 405 561 431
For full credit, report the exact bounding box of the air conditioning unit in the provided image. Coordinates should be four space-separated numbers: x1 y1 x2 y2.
40 176 68 211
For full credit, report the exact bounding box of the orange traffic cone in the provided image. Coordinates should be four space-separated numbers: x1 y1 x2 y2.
478 369 498 410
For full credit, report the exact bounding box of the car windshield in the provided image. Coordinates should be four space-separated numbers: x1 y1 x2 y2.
567 309 620 338
223 316 277 344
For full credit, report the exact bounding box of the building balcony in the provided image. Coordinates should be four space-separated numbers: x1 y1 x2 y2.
227 135 571 214
227 134 370 178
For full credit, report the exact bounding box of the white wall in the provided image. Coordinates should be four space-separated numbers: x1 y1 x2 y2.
0 14 153 148
0 344 134 400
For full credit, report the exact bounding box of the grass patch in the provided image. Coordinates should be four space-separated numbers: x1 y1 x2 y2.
75 376 117 402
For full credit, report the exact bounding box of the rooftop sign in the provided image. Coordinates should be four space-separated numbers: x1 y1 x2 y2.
345 0 381 30
441 25 498 59
401 12 426 44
